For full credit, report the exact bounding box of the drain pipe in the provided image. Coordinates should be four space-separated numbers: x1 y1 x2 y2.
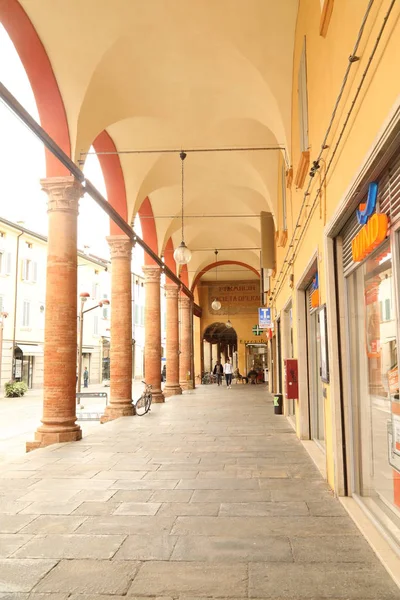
11 231 23 380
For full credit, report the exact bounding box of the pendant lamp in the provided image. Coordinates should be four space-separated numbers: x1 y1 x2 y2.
211 250 221 311
174 151 192 265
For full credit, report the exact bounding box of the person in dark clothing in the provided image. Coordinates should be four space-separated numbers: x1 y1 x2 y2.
213 361 223 386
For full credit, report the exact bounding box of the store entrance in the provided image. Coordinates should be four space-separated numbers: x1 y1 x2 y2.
307 305 325 447
347 238 400 548
246 344 268 382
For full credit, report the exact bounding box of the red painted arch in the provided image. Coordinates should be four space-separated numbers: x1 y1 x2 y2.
138 197 158 265
191 261 260 291
92 130 128 236
0 0 71 176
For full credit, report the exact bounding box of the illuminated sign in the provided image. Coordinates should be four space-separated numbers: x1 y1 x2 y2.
310 273 319 308
351 182 388 262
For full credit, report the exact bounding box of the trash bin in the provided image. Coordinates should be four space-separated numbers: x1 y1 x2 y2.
273 393 283 415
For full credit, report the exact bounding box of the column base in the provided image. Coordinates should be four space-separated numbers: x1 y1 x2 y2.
164 384 183 397
101 402 135 423
180 381 193 391
26 426 82 452
152 389 165 403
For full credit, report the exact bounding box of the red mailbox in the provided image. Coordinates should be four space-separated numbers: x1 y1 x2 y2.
284 359 298 400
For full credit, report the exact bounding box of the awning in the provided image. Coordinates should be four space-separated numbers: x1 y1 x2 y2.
18 344 43 355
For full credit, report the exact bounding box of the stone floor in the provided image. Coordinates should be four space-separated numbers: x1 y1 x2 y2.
0 384 399 599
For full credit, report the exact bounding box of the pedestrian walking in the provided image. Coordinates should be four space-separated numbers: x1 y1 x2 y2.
213 361 223 385
223 358 233 388
83 367 89 388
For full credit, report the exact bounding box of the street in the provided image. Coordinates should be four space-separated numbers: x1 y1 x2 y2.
0 381 147 464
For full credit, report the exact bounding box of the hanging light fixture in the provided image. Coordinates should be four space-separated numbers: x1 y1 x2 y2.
174 151 192 265
226 301 232 328
211 250 221 311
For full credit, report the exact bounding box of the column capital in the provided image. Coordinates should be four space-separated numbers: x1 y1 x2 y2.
41 176 84 214
143 264 161 283
106 234 133 260
180 294 192 309
165 284 180 299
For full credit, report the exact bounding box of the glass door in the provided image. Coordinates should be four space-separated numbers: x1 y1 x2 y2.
307 308 325 446
347 238 400 547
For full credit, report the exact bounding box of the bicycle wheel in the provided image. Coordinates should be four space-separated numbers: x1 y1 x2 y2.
135 394 148 416
145 391 152 413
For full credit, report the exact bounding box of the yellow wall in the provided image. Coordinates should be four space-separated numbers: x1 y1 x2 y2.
270 0 400 492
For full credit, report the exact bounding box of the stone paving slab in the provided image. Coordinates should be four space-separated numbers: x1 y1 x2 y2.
12 533 126 559
0 559 57 593
128 562 248 597
34 560 139 595
248 562 400 598
170 534 293 562
0 385 398 599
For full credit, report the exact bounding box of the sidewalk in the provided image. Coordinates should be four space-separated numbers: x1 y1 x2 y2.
0 384 398 598
0 381 147 464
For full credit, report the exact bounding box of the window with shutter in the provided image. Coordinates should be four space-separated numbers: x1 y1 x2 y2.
6 253 12 275
32 262 38 282
298 38 309 153
22 300 30 327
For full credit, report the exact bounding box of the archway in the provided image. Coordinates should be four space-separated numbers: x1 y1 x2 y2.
202 322 238 373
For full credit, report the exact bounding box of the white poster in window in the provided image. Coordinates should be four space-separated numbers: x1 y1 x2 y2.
15 359 22 378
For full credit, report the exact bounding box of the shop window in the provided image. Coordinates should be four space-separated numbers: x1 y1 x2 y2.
347 238 400 547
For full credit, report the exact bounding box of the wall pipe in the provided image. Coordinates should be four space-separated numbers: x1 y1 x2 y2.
11 231 23 380
269 0 384 303
270 0 396 305
0 81 194 301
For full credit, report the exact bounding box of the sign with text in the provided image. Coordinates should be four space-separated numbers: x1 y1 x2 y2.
207 281 260 315
258 307 271 328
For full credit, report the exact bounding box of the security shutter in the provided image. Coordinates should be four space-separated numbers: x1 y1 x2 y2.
341 151 400 273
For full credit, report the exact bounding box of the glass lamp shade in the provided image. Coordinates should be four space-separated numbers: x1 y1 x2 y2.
225 319 233 328
211 299 221 311
174 241 192 265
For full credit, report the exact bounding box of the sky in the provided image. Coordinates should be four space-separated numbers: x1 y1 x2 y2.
0 23 144 270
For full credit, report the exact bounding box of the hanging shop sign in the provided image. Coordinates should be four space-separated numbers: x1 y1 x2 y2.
258 307 271 329
310 273 319 308
351 182 389 262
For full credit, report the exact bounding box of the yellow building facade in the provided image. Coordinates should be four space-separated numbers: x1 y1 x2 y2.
269 0 400 551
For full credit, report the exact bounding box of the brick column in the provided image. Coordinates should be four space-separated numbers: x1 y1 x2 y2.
101 235 134 422
28 176 84 451
164 284 182 397
180 295 193 390
143 265 164 403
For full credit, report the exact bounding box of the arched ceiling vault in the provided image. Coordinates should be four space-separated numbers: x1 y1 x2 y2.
16 0 298 286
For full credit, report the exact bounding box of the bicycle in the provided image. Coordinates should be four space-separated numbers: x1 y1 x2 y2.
134 381 152 416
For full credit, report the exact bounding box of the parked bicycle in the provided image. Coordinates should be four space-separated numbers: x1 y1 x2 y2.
134 381 152 416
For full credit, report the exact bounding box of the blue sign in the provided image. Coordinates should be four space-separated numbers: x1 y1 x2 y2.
356 181 378 225
258 307 271 329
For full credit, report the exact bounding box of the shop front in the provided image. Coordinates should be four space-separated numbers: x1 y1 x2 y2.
339 152 400 551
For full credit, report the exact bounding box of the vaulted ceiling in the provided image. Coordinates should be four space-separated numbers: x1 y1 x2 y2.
20 0 298 286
